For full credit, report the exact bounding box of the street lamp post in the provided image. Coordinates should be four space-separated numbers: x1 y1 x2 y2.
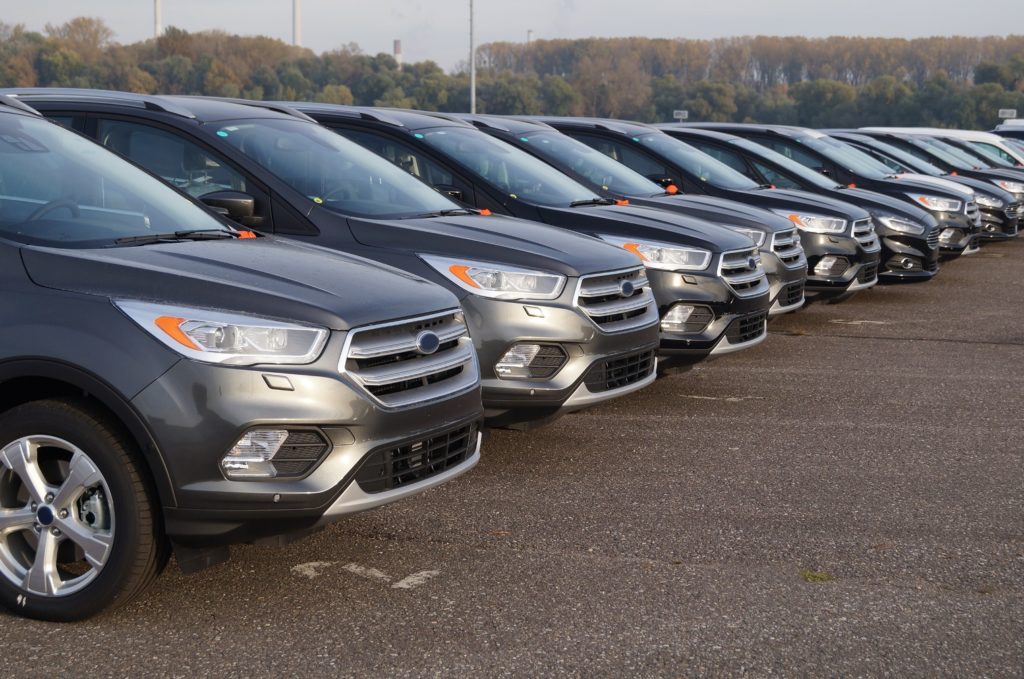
469 0 476 114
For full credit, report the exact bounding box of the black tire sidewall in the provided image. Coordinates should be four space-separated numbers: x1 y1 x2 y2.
0 400 152 621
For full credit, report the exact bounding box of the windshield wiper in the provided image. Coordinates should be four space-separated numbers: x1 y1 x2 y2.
416 208 479 218
115 229 239 246
569 198 615 207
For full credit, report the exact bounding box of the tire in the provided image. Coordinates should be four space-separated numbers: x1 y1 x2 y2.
0 398 163 621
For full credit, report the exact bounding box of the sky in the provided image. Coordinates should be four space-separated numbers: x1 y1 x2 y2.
2 0 1022 71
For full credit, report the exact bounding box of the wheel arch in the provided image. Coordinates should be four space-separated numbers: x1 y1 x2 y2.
0 358 176 508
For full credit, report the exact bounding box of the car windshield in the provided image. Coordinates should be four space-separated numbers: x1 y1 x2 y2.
793 133 891 179
418 126 600 206
860 138 944 176
514 130 664 197
925 137 995 169
906 136 973 170
729 137 840 189
0 113 231 248
964 141 1016 168
635 134 760 190
1003 137 1024 156
212 118 458 218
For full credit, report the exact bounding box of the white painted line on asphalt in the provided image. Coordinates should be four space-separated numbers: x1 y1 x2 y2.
391 570 440 590
291 561 336 579
342 562 393 583
680 395 764 403
829 319 890 326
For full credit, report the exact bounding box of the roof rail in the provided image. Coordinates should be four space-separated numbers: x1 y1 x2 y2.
0 88 196 119
272 102 409 127
0 94 40 116
202 97 317 123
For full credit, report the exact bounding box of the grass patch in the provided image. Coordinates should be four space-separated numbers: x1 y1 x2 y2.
800 569 835 583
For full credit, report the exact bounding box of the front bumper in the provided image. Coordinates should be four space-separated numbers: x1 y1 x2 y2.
646 268 771 364
762 251 808 316
978 203 1020 241
800 233 881 296
465 296 660 427
876 229 940 283
132 332 484 547
935 212 981 256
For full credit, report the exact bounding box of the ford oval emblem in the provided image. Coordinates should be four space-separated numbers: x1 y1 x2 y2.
619 280 636 297
748 257 758 269
415 330 441 355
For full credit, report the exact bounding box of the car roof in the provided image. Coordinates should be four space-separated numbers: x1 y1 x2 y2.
655 125 746 143
279 102 475 131
523 116 661 137
861 127 1009 143
0 94 42 117
430 112 554 135
673 122 818 138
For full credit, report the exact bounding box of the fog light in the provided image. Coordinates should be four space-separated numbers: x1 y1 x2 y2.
939 228 961 244
222 430 288 479
661 304 713 334
495 343 567 379
813 256 849 277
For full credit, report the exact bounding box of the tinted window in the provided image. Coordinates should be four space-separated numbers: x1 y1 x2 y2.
573 133 671 181
967 141 1016 167
686 140 752 175
634 134 761 190
789 133 892 179
342 129 454 186
858 138 943 175
98 119 247 199
730 138 840 189
515 131 663 196
417 126 600 207
0 114 229 248
213 118 458 219
750 160 802 190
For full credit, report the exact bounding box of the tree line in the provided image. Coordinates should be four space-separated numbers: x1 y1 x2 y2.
2 18 1023 129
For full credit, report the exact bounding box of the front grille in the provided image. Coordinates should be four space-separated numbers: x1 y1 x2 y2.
858 262 879 283
1006 202 1023 220
355 423 478 493
267 430 331 478
923 254 939 272
583 348 656 393
771 229 805 267
853 219 880 251
966 201 981 227
781 280 804 307
341 310 479 408
718 248 768 297
926 226 940 249
725 312 767 344
575 267 657 333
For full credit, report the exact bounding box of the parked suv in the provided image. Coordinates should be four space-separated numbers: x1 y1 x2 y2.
828 130 1021 240
535 117 880 301
290 104 774 370
688 124 982 257
0 97 484 621
12 90 661 428
434 114 807 316
658 125 942 280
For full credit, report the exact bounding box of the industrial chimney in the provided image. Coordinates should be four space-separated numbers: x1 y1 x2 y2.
394 39 403 69
154 0 162 38
293 0 302 47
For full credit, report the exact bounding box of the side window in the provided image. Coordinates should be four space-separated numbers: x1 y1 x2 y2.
749 160 802 189
46 116 77 131
96 119 247 199
688 141 753 177
573 133 669 180
341 128 454 187
971 141 1016 165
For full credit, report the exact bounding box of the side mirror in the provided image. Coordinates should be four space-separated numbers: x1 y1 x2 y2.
646 175 675 188
201 191 263 227
435 184 464 201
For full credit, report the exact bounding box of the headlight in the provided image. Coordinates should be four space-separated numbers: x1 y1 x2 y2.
991 179 1024 194
905 194 962 212
875 215 926 235
770 211 846 234
419 254 566 300
723 226 767 247
975 194 1004 209
596 235 711 271
116 300 328 365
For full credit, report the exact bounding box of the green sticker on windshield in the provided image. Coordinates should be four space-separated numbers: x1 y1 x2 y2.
313 197 324 204
216 130 229 137
414 133 424 139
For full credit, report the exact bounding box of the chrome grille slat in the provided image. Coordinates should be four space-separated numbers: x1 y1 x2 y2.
853 219 881 251
927 227 940 248
966 201 981 227
574 267 658 334
340 310 479 409
771 229 805 268
717 248 769 297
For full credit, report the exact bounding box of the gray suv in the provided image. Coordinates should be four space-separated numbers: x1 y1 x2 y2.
0 97 483 621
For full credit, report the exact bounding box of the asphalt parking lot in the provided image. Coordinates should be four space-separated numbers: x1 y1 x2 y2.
3 239 1022 677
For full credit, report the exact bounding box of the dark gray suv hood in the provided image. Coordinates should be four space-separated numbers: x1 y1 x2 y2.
347 212 642 276
21 236 458 331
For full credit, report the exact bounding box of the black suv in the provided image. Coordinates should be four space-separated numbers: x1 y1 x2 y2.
291 104 776 370
12 90 662 429
687 123 983 257
434 114 807 316
0 97 485 620
658 125 942 280
827 130 1021 240
534 117 881 301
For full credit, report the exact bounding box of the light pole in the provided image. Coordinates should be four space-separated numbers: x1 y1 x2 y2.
469 0 476 114
293 0 302 47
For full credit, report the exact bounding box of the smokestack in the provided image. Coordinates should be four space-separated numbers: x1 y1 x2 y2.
527 29 533 46
394 39 403 69
293 0 302 47
154 0 162 38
